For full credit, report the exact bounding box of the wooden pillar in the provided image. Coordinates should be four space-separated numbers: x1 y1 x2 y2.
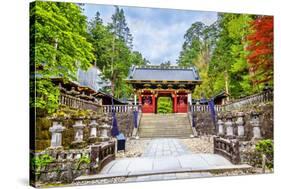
152 94 155 113
138 95 142 106
173 92 177 113
186 93 189 113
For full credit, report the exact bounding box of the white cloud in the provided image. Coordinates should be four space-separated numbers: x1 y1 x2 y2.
84 4 218 65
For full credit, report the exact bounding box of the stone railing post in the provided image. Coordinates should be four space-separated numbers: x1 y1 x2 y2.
217 114 224 136
225 113 234 138
250 112 262 139
49 119 65 149
236 112 245 139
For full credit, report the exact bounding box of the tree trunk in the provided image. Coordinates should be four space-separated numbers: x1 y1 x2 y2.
224 71 230 101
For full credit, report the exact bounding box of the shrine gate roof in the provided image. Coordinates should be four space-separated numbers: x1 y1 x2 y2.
127 65 201 82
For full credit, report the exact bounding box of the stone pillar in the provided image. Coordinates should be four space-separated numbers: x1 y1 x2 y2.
49 120 65 148
217 114 224 136
225 113 234 138
250 112 262 139
72 119 85 144
236 112 245 138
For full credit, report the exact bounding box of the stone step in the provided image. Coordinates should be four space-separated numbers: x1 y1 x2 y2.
138 113 192 138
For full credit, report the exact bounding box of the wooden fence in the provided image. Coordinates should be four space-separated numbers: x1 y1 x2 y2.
59 93 100 111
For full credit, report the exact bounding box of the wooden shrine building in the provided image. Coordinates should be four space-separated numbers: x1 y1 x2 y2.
126 65 202 113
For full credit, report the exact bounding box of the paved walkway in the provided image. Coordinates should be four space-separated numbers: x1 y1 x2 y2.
76 139 251 182
142 138 190 157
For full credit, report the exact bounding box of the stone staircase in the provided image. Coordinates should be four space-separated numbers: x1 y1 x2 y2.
138 113 193 138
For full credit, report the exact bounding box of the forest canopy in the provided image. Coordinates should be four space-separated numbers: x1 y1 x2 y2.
177 14 273 100
31 1 273 113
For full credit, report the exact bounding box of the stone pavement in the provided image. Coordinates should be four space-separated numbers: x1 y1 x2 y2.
142 138 190 157
75 139 251 182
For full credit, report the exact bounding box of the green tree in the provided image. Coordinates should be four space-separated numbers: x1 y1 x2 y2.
30 1 94 113
209 14 254 98
130 51 148 66
178 21 218 99
108 6 133 48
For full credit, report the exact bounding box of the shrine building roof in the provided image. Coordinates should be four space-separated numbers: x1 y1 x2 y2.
126 65 201 83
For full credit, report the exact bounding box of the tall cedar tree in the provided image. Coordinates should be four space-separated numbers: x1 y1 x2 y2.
247 16 273 85
88 9 147 98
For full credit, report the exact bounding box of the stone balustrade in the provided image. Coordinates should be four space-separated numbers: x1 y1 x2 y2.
102 104 141 113
213 137 240 164
191 105 224 112
224 89 273 111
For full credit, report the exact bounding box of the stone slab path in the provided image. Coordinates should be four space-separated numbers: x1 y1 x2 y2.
75 139 251 182
142 138 190 157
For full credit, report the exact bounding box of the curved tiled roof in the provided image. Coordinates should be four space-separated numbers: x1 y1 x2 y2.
127 65 201 81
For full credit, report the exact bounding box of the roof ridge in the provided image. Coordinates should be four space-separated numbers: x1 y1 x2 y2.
137 65 193 70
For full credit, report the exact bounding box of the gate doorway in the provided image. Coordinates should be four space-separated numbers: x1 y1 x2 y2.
156 93 173 114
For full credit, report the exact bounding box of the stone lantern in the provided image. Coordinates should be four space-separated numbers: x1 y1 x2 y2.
98 116 111 142
236 112 245 139
88 118 99 144
250 112 262 139
49 119 65 149
72 119 86 146
225 113 234 138
217 114 224 136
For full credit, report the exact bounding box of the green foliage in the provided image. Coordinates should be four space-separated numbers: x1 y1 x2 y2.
178 21 218 98
87 8 147 99
30 1 95 113
33 79 60 114
76 155 91 170
157 97 173 114
255 139 274 169
31 154 54 173
179 14 257 99
208 14 255 98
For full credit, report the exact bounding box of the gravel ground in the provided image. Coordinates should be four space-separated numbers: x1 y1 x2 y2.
74 177 127 186
180 136 214 154
212 168 273 177
115 139 151 159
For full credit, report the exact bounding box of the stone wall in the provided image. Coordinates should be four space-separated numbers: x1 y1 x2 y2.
115 111 134 137
31 149 91 185
193 112 216 135
193 102 273 139
244 103 273 140
35 117 91 151
35 111 135 151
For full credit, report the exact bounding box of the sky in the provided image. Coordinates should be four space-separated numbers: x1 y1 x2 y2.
83 4 218 65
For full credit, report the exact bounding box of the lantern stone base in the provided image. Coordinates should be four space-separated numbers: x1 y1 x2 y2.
96 137 110 142
46 146 64 151
88 136 99 144
70 140 86 149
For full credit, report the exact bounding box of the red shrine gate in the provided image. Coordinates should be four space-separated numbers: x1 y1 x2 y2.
126 65 202 114
139 89 189 113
